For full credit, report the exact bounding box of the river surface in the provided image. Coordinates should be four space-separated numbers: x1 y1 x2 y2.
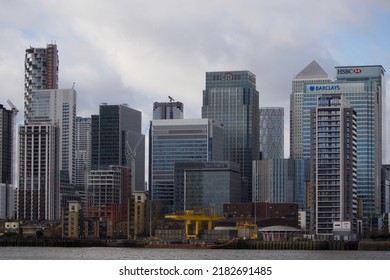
1 247 390 260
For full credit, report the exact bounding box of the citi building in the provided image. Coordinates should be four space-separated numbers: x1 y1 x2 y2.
202 71 260 202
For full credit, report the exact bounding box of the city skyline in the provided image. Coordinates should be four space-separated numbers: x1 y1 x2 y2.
0 1 389 161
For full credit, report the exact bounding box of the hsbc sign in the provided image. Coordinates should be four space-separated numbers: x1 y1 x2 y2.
337 68 362 75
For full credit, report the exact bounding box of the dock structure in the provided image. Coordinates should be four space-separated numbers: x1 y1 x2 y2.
165 209 224 239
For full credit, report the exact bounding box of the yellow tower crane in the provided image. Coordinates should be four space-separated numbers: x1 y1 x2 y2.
165 209 224 239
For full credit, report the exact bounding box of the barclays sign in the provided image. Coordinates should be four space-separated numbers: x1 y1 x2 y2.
309 85 341 91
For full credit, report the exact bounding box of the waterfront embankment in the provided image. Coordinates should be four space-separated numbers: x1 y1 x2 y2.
1 238 390 251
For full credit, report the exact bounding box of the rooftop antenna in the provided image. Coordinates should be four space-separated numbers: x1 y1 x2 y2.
72 82 75 89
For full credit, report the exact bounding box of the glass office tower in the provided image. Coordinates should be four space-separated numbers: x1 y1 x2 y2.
0 104 14 219
149 119 224 213
335 66 386 219
91 104 145 192
202 71 259 202
290 61 332 159
252 158 308 209
174 161 241 215
27 89 77 185
291 64 386 227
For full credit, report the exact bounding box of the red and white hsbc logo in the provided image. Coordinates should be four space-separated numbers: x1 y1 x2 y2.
337 68 362 75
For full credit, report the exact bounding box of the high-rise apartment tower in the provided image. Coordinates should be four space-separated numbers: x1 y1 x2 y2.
310 94 358 236
24 44 58 124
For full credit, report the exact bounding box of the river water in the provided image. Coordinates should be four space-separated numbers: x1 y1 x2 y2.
1 247 390 260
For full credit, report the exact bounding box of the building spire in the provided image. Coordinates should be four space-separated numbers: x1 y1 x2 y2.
295 60 329 79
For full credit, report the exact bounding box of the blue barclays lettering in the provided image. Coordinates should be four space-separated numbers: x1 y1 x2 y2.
309 85 340 91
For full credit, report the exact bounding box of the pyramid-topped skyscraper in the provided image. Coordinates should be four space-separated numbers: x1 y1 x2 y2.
290 61 332 159
290 60 386 232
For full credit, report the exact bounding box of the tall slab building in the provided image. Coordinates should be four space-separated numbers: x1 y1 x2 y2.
18 125 58 220
0 104 15 219
310 94 358 237
75 117 91 190
202 71 260 202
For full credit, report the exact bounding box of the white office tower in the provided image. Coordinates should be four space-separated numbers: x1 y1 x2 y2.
27 89 77 184
290 61 332 159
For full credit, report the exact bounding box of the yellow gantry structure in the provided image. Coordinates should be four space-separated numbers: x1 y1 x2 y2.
165 209 224 239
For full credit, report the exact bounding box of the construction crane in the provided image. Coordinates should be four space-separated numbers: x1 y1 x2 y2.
7 99 19 115
125 131 145 240
168 96 175 119
165 208 224 239
7 100 19 186
125 133 144 192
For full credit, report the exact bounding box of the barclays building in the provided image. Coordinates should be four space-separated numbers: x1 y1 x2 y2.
299 65 386 226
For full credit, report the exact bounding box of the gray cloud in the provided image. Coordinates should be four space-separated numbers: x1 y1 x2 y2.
1 0 389 159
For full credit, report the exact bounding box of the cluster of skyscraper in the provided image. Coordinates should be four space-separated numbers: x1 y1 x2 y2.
0 44 388 238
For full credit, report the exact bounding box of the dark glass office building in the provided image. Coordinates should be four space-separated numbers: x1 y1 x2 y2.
149 119 224 213
202 71 260 202
174 161 241 214
91 104 145 192
0 104 14 219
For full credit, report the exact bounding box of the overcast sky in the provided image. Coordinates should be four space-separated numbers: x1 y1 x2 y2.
1 0 390 160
